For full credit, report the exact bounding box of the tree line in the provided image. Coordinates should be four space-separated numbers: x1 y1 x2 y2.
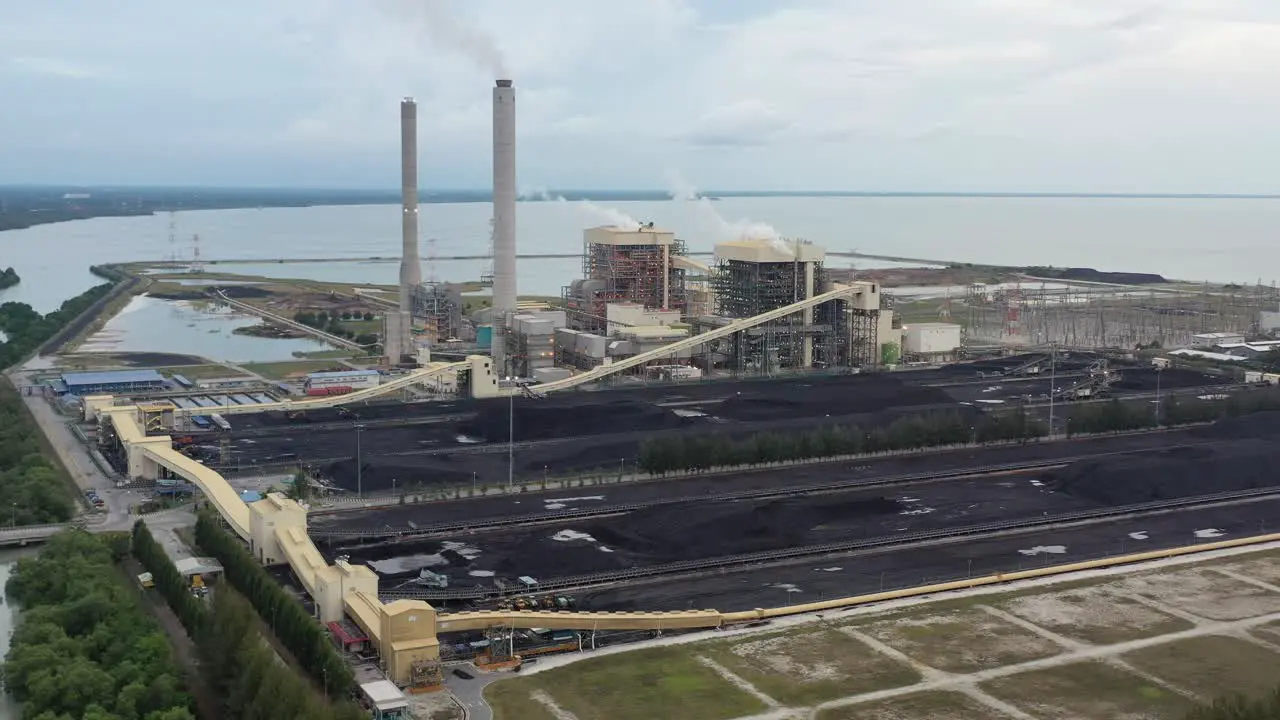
638 387 1280 476
0 381 75 525
0 283 113 368
293 310 378 346
132 521 366 719
0 267 18 290
639 409 1047 475
1065 388 1280 436
193 511 357 697
3 530 194 720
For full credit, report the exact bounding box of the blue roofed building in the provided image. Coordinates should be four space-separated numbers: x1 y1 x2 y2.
60 369 167 395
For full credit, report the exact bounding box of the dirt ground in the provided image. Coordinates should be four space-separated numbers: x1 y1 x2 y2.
483 547 1280 720
701 628 920 706
852 607 1062 673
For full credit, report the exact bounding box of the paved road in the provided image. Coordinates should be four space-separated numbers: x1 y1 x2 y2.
8 370 196 536
443 663 497 720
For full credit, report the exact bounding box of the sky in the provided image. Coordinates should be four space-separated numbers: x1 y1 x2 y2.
4 0 1280 192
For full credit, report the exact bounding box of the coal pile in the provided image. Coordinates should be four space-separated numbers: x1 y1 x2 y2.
581 496 904 562
1047 438 1280 505
1110 368 1224 393
326 457 474 492
232 399 473 429
462 397 690 442
1192 410 1280 441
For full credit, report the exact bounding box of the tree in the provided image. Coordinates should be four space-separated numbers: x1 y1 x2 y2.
288 469 312 501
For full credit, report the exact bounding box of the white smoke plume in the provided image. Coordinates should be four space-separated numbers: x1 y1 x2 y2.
523 188 641 231
663 169 792 256
380 0 507 77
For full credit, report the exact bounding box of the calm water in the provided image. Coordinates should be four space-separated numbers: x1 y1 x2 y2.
4 196 1280 315
78 294 334 363
0 549 35 720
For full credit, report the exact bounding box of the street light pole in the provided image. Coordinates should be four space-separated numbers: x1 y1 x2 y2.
507 387 515 492
354 423 366 498
1155 367 1163 426
1047 343 1057 437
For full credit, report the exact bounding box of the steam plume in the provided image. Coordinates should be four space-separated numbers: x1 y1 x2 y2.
663 169 791 255
381 0 507 77
526 188 642 231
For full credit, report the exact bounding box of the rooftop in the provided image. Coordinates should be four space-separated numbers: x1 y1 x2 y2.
715 238 826 264
306 369 381 379
174 556 224 576
61 369 165 386
360 679 408 710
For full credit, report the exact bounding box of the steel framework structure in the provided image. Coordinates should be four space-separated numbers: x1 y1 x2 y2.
563 235 688 333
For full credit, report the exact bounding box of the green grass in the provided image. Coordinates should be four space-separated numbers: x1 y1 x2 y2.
485 646 766 720
818 691 997 720
701 628 920 706
482 678 561 720
241 360 349 379
982 661 1196 719
152 363 242 379
1124 635 1280 701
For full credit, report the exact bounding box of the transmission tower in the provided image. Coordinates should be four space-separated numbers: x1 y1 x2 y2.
190 233 204 274
425 237 438 284
167 212 177 263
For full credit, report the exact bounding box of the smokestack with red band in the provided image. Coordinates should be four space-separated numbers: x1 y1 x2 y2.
491 79 517 373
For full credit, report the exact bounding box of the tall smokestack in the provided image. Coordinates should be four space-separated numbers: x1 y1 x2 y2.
397 97 422 362
492 79 517 373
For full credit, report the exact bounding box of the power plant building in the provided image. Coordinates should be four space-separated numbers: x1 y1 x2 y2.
564 225 688 334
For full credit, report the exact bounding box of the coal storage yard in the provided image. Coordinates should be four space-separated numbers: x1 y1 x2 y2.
328 473 1100 588
312 411 1280 611
213 359 1232 495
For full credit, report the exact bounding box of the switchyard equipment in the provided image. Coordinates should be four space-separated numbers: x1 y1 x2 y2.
563 224 689 333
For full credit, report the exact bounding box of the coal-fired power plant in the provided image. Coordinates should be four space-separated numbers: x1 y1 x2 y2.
491 79 517 373
387 97 423 364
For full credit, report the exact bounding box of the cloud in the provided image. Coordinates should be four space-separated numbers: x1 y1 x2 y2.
680 100 791 147
5 0 1280 191
7 56 103 79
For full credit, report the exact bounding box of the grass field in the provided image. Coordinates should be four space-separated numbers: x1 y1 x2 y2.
701 627 920 705
241 359 349 379
818 691 996 720
981 661 1196 719
852 606 1061 673
487 646 765 720
483 548 1280 720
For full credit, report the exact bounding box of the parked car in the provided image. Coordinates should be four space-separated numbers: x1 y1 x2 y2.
451 668 474 680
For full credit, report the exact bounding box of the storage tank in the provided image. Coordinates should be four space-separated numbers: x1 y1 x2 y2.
476 325 493 348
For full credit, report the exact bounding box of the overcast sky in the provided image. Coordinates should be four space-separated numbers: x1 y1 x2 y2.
4 0 1280 192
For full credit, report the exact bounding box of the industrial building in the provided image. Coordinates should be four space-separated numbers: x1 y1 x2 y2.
60 370 166 395
304 370 381 395
563 225 688 334
902 322 963 361
506 310 566 377
701 238 883 372
410 282 463 343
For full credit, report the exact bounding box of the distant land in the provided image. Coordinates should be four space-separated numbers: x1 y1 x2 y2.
3 184 1279 233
